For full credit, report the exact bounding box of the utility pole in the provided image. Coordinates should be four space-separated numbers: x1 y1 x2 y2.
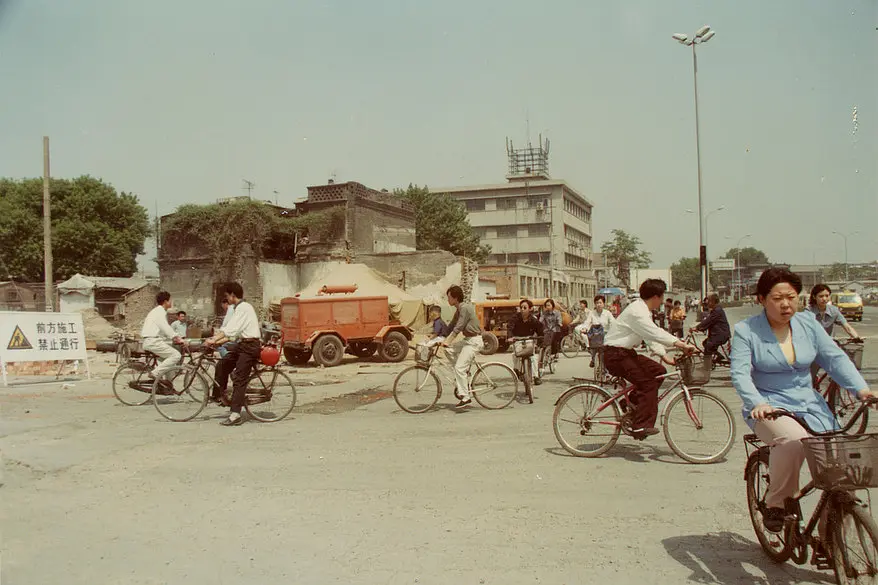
242 179 255 198
42 136 53 311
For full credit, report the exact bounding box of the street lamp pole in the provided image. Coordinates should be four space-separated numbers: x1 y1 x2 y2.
686 204 724 292
726 234 751 300
832 230 858 283
674 26 716 301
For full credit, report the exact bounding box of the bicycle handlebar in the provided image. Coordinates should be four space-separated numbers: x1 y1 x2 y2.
765 397 878 436
833 337 865 345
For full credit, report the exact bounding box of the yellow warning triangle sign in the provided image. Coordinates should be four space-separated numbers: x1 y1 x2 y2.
7 325 33 350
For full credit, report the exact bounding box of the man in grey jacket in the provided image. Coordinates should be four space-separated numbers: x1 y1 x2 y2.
443 285 484 408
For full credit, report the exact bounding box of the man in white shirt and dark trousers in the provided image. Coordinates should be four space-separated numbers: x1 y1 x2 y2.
603 279 696 439
206 282 262 426
140 291 185 387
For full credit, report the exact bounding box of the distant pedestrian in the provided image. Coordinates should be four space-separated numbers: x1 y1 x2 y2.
669 301 686 339
171 311 187 338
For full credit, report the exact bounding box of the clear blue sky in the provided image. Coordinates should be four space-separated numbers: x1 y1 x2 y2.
1 0 875 271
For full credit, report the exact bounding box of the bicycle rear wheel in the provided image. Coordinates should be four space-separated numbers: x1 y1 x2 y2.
830 498 878 584
560 335 580 359
745 447 792 563
552 385 620 457
112 362 154 406
828 382 869 435
393 366 440 413
244 369 297 422
662 389 736 464
152 366 210 422
471 363 518 409
523 359 534 404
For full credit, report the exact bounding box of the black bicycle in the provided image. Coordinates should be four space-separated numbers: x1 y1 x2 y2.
111 344 215 406
745 401 878 583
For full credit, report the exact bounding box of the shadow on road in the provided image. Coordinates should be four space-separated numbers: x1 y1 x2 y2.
662 531 833 584
543 443 700 465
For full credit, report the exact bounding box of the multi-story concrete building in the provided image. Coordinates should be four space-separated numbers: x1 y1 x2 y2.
433 139 597 304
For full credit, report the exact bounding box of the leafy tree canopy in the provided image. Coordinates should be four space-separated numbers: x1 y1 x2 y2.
395 184 490 263
600 229 651 287
0 176 150 280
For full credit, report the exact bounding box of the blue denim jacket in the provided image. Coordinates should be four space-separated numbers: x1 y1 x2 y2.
730 311 867 431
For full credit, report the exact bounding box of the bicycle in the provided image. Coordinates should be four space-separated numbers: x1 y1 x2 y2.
510 335 538 404
815 338 867 435
393 343 518 413
744 401 878 583
684 331 731 369
552 353 736 463
111 330 137 364
560 331 587 359
153 336 297 423
111 343 217 406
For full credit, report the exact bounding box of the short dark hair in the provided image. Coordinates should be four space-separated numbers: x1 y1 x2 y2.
707 293 720 305
446 285 464 303
639 279 667 300
156 291 171 305
519 298 533 309
544 298 556 309
221 298 229 305
593 295 606 304
755 268 802 299
674 300 681 306
429 305 441 314
225 282 244 299
579 299 588 307
809 284 832 306
177 311 186 317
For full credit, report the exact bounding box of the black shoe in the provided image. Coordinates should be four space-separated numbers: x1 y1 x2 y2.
534 377 542 385
763 507 785 533
220 415 244 426
155 380 176 395
454 398 472 408
589 360 595 368
630 427 660 441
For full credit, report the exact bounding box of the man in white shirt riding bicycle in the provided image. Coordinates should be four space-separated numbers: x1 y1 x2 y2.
603 279 697 439
140 291 186 386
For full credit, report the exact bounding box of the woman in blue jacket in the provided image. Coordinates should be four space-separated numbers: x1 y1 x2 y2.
730 268 874 532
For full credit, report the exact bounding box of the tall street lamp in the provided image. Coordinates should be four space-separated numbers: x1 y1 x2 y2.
674 25 716 301
832 230 858 283
726 234 751 300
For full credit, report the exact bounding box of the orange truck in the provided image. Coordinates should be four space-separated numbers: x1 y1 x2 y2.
279 293 412 367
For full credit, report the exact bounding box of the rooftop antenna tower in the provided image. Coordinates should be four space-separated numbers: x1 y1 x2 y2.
242 179 255 198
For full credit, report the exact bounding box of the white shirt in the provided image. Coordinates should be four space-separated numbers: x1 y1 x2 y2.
220 301 261 340
171 320 187 337
220 305 234 329
604 299 678 356
141 305 177 339
582 309 615 332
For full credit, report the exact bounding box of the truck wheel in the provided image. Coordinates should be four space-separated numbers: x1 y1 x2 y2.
480 332 499 355
313 335 344 367
283 347 312 366
379 331 409 363
350 342 377 358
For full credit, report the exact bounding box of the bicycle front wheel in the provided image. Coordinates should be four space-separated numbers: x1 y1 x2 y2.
393 366 440 413
523 359 534 404
245 369 297 422
560 335 580 359
829 383 869 435
831 497 878 584
112 362 154 406
152 366 210 422
663 389 736 464
745 447 792 563
471 363 518 409
552 385 620 457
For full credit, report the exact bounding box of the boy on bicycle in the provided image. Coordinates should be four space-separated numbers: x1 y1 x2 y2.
603 279 697 439
689 293 730 362
508 298 544 386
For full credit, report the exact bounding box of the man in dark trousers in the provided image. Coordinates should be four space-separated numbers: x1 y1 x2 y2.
602 279 697 439
205 282 263 426
690 293 731 360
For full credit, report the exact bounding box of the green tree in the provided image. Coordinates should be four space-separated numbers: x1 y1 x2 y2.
600 229 651 287
395 184 490 263
0 176 150 280
671 257 701 291
721 246 769 268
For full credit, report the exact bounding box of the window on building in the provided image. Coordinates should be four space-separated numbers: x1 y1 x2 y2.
497 225 518 238
465 199 485 212
528 224 549 237
498 197 518 210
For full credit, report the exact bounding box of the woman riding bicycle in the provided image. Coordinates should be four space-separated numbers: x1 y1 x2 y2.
539 299 563 363
805 283 861 387
729 268 875 532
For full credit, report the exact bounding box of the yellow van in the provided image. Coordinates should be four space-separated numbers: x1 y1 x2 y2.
831 291 864 322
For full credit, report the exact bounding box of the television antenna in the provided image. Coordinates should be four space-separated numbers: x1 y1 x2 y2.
242 179 255 198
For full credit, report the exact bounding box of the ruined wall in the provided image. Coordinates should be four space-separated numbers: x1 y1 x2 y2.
348 199 416 254
354 251 457 288
259 261 298 304
120 285 161 329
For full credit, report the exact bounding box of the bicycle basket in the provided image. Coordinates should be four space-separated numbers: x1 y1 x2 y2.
802 433 878 490
676 354 711 386
843 344 864 370
513 339 535 358
415 343 433 364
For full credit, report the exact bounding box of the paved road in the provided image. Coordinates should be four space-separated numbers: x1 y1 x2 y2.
2 306 876 584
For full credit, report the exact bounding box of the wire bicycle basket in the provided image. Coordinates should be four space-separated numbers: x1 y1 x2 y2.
802 433 878 490
842 343 864 370
676 354 712 386
513 339 536 358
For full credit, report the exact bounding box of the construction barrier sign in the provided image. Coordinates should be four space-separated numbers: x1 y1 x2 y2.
0 311 89 386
